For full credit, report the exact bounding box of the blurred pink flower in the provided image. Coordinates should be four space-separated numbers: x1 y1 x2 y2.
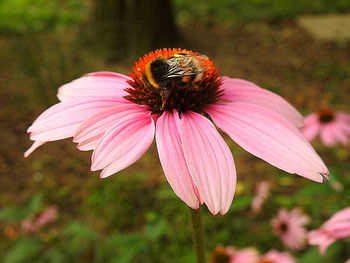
21 206 57 233
345 259 350 263
272 208 310 250
210 245 260 263
251 181 271 214
260 250 296 263
25 49 328 215
308 207 350 255
302 108 350 146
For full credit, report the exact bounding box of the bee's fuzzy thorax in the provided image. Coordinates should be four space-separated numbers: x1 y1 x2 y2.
124 48 223 115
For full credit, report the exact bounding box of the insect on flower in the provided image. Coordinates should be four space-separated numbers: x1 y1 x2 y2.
25 48 329 215
143 53 209 110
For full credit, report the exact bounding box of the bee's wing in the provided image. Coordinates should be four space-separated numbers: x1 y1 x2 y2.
164 57 197 78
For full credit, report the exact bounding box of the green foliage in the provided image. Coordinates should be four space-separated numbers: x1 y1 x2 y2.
0 0 84 34
299 243 342 263
230 195 253 212
0 193 43 222
3 237 43 263
174 0 350 25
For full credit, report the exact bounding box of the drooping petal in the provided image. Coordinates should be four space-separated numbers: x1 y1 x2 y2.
251 181 270 213
207 102 328 182
231 247 261 263
319 124 337 146
262 250 296 263
28 98 119 142
220 77 304 128
323 222 350 238
336 112 350 123
301 113 321 142
302 123 321 142
338 122 350 137
324 208 350 226
308 207 350 254
304 113 319 126
329 123 350 145
155 111 200 209
74 103 148 151
57 72 131 102
91 112 155 178
308 230 336 255
24 141 46 157
178 111 236 215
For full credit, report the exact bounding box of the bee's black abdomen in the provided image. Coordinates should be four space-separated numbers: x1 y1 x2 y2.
150 58 169 83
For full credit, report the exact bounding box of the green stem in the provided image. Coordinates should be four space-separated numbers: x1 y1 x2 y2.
190 208 205 263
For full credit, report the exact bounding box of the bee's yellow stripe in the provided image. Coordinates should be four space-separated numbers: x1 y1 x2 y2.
145 62 159 88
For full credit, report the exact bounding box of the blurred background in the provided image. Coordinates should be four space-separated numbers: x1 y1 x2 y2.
0 0 349 262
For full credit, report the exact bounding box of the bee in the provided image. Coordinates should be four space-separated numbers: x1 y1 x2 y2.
143 53 209 109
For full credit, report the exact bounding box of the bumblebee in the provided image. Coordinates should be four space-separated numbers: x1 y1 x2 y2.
143 53 209 108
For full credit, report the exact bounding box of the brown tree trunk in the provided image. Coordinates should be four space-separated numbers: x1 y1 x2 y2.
89 0 178 59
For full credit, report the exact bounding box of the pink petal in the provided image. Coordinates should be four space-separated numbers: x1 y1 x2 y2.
331 124 350 145
324 222 350 238
336 112 350 123
301 123 321 142
178 111 236 215
338 122 350 136
308 230 335 255
304 113 319 125
301 113 321 142
74 103 148 151
28 98 119 142
207 102 328 182
220 77 303 128
155 111 201 209
325 208 350 226
91 113 155 178
232 248 260 263
262 250 296 263
57 72 131 102
320 124 337 146
24 141 46 157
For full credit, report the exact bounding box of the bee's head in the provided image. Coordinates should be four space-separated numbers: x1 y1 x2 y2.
144 57 169 88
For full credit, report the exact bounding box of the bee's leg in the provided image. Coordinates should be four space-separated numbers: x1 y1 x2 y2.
159 88 171 110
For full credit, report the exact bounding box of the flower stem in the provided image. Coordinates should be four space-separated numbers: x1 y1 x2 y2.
190 207 205 263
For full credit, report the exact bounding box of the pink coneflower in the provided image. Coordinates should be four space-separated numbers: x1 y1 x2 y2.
210 245 260 263
302 108 350 146
21 206 57 233
251 181 271 214
260 250 296 263
25 48 328 215
272 208 310 250
308 207 350 255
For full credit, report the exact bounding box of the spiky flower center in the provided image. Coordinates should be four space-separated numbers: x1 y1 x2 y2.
318 108 334 123
279 222 289 233
124 48 223 115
